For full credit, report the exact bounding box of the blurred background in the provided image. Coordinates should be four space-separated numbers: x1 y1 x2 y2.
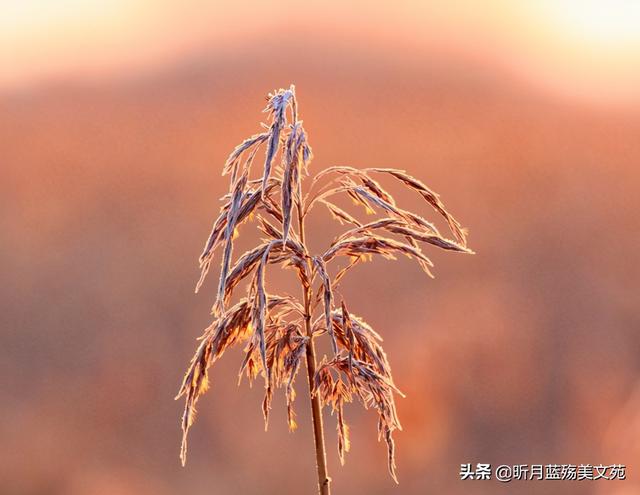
1 1 639 494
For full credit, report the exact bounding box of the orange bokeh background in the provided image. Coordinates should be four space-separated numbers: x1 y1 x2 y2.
1 2 639 494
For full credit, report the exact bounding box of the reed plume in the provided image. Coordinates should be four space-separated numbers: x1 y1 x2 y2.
177 85 473 494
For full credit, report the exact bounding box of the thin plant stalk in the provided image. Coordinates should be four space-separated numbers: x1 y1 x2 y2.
298 199 332 494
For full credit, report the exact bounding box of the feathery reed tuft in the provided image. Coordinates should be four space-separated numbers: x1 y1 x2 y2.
177 85 473 494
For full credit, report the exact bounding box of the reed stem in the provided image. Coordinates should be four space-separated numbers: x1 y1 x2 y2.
298 204 331 495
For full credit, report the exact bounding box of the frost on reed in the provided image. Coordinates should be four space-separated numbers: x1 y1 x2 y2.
177 85 473 491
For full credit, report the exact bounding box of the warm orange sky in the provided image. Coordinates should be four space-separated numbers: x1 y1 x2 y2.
2 1 640 104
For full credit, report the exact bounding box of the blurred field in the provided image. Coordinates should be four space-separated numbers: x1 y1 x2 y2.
1 3 639 495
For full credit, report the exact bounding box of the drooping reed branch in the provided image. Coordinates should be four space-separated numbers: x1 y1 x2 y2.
176 85 473 494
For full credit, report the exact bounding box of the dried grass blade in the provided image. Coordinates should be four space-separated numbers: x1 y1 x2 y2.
221 242 269 308
222 132 269 180
197 184 274 293
387 225 474 253
337 400 350 465
333 256 361 287
261 87 294 199
313 256 337 354
369 168 468 245
341 301 355 377
352 186 442 236
252 245 272 371
323 235 434 276
214 172 248 313
321 199 362 227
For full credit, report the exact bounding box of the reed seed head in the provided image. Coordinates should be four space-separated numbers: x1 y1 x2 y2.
177 85 473 485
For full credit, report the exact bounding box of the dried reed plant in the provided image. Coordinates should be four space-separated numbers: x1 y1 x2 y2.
177 85 473 494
